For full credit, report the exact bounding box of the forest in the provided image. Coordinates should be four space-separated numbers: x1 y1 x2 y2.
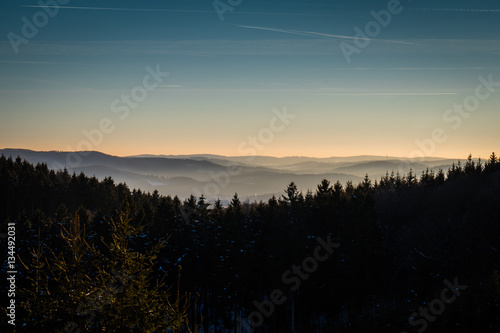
1 153 500 332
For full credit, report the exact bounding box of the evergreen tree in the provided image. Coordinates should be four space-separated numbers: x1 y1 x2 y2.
19 204 188 332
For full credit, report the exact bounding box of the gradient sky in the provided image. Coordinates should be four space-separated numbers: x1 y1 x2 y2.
1 0 499 158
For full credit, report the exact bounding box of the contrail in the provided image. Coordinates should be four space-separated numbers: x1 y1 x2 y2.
308 92 457 96
21 5 217 14
21 5 346 17
0 60 89 66
410 8 500 12
236 25 355 40
325 67 496 71
236 25 416 45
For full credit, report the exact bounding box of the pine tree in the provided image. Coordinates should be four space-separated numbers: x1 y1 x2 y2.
282 182 303 205
20 204 189 332
435 169 446 185
316 179 332 196
227 193 242 219
88 203 188 331
405 168 417 186
486 152 499 172
464 154 476 175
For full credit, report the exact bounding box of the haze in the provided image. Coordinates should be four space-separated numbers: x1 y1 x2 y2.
1 0 499 159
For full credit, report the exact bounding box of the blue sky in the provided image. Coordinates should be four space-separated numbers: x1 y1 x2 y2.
1 0 499 158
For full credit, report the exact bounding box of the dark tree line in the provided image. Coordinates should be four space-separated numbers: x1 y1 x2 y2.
1 153 500 332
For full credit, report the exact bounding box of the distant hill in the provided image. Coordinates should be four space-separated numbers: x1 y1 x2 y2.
0 149 463 200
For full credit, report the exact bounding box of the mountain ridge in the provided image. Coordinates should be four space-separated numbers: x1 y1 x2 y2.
0 148 466 201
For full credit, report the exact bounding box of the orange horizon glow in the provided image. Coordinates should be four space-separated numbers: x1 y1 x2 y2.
2 144 497 161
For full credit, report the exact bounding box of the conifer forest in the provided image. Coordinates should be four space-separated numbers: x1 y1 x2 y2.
1 153 500 332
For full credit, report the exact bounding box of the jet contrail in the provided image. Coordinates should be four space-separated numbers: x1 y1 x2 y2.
21 5 346 17
236 25 355 40
21 5 217 14
410 8 500 12
325 67 495 71
236 25 416 45
0 60 89 66
307 92 458 96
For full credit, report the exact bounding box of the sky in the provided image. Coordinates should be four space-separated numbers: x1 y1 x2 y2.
0 0 499 159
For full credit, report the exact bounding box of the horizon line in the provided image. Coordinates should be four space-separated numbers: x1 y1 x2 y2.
0 148 472 161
